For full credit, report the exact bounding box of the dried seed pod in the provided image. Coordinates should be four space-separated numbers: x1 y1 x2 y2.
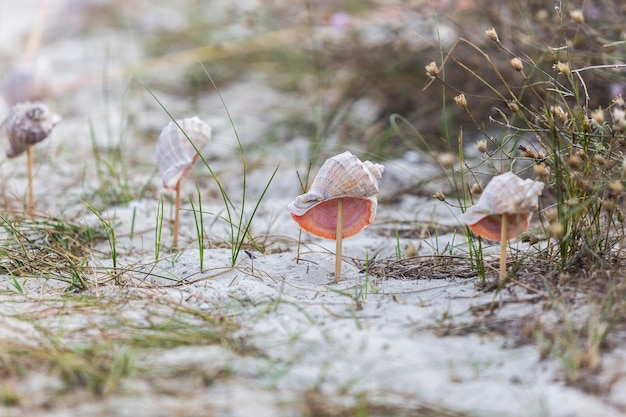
460 172 544 240
288 151 384 239
474 139 488 153
510 57 524 72
425 61 439 78
156 116 212 190
570 9 584 24
6 101 60 158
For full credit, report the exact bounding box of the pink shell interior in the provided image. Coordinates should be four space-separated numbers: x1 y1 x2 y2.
466 212 531 241
290 197 375 239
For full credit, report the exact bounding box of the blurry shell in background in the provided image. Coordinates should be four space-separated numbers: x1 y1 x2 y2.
6 101 61 158
288 151 385 239
460 171 544 240
156 116 212 190
2 59 51 106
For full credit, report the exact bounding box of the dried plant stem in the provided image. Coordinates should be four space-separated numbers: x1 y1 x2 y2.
27 146 34 217
173 178 182 250
335 198 343 283
24 0 51 64
499 215 507 281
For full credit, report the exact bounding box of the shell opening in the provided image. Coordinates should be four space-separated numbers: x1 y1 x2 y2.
291 197 377 239
466 212 531 241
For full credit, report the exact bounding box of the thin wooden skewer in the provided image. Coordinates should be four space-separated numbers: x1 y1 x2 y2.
173 178 183 250
20 0 51 219
499 214 508 281
335 198 344 283
27 146 34 217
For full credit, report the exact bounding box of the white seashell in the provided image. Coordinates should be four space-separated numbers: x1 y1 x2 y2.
288 151 384 216
459 171 544 240
288 151 385 239
6 101 61 158
2 59 51 106
156 116 211 190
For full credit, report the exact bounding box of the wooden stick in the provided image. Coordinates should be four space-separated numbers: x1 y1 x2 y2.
499 214 508 281
173 178 183 250
27 146 34 217
335 198 344 283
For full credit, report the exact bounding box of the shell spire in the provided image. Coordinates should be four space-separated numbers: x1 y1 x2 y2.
288 151 385 239
459 171 544 240
156 116 211 190
6 101 60 158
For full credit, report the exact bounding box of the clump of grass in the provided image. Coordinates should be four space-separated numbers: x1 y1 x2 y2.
85 116 153 211
0 385 20 407
85 120 134 208
85 203 119 277
302 387 473 417
51 345 134 395
0 214 107 291
420 4 626 276
0 292 246 410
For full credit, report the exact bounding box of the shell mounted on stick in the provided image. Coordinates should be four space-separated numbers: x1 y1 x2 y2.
288 151 385 239
459 171 544 240
156 116 212 190
6 101 61 158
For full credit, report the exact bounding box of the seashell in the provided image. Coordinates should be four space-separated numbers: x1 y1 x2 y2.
6 101 61 158
2 59 51 107
459 171 544 240
288 151 385 239
156 116 212 190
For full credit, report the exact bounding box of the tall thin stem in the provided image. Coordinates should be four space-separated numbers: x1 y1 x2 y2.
499 215 508 281
173 178 182 250
335 198 343 283
27 146 34 217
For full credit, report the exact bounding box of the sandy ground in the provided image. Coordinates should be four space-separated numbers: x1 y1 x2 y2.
0 1 625 416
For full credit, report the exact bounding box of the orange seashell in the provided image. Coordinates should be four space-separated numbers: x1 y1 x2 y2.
6 101 60 158
467 212 531 241
290 197 377 239
288 151 384 239
156 116 211 190
460 172 544 240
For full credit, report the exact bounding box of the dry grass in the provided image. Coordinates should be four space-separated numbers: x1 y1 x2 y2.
366 255 477 281
302 387 474 417
0 290 242 410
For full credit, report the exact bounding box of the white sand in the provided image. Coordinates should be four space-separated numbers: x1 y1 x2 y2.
0 1 624 416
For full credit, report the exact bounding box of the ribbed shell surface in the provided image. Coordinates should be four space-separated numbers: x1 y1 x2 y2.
156 116 211 190
460 171 544 225
6 101 60 158
287 151 385 216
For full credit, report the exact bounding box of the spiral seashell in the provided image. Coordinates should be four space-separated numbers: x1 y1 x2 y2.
288 151 385 239
288 152 384 216
6 101 61 158
2 60 51 106
156 116 212 190
459 171 544 240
